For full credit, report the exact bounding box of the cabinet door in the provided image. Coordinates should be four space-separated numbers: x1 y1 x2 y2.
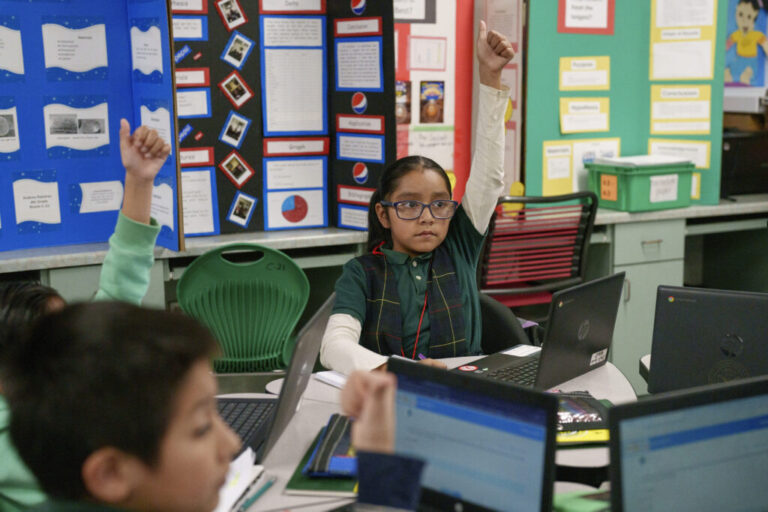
611 260 683 394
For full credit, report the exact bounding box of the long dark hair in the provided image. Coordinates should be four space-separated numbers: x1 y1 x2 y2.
0 281 62 359
367 155 452 252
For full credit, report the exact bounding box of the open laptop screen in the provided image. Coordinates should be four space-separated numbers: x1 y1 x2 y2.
611 376 768 511
393 368 553 511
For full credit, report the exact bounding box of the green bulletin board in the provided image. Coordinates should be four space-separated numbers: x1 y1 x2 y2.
525 0 727 205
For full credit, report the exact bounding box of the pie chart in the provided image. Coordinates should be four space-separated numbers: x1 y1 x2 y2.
281 194 308 223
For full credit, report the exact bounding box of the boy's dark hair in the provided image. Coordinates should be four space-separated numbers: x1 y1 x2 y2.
1 301 219 501
0 281 62 359
367 155 452 251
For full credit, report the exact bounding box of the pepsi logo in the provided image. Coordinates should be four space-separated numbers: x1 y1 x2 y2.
351 0 366 15
351 92 367 114
352 162 369 184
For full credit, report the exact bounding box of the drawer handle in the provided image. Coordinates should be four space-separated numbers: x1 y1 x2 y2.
641 239 663 245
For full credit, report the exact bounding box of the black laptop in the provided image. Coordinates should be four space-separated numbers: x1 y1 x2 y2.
459 272 625 390
217 293 334 461
648 286 768 394
609 375 768 511
388 357 558 512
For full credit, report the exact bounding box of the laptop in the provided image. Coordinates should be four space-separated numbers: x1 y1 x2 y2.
217 292 334 461
459 272 625 390
648 285 768 393
388 357 558 512
609 375 768 511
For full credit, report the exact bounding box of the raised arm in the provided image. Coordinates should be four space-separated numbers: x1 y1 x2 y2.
462 21 514 235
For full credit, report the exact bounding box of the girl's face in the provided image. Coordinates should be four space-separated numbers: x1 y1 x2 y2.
375 168 452 257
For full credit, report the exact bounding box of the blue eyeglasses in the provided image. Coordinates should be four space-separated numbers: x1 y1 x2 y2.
380 199 459 220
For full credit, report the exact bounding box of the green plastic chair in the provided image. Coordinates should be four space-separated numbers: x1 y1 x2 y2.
177 243 309 372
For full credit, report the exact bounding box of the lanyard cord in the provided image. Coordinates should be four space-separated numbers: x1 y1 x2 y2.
401 267 430 360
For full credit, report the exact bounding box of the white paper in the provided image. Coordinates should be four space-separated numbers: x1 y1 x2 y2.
181 170 215 234
180 148 211 166
649 174 678 203
339 205 368 229
337 40 382 89
151 183 174 230
42 24 108 72
394 0 427 20
140 105 173 155
175 69 207 86
487 0 519 41
213 448 263 512
572 139 619 191
501 67 518 102
172 0 204 10
79 181 123 214
264 48 324 133
564 0 608 29
338 135 383 161
562 109 608 132
263 17 322 47
651 41 711 80
130 26 163 76
176 89 210 117
547 157 571 180
652 121 710 133
266 139 325 155
561 70 608 88
501 345 542 357
262 0 321 11
691 173 699 197
314 371 348 389
267 190 324 229
649 140 707 168
338 115 382 132
172 17 205 39
13 180 61 224
0 25 25 75
651 100 709 120
408 130 453 171
595 154 690 166
0 107 20 154
661 28 701 40
337 19 381 36
44 103 110 151
339 186 373 204
266 158 324 190
655 0 714 28
408 37 445 71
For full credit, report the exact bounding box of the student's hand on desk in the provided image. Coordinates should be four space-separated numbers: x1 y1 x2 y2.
476 20 515 89
341 371 396 454
418 357 447 370
119 119 171 183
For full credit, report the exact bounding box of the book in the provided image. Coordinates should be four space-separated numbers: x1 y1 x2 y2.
284 430 358 497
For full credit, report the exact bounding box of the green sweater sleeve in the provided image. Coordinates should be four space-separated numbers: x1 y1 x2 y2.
0 396 45 511
93 213 161 305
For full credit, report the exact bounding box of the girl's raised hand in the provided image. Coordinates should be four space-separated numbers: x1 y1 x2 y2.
476 20 515 89
119 119 171 183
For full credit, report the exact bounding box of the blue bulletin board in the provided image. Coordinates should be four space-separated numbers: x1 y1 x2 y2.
0 0 181 252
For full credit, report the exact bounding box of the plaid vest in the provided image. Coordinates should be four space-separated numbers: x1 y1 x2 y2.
357 245 467 358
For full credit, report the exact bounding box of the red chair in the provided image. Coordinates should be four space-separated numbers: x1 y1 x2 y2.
478 191 598 310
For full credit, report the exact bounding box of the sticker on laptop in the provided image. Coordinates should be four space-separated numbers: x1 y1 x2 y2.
589 348 608 366
457 365 478 372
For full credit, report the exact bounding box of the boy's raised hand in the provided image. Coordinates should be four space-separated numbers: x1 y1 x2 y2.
341 371 397 454
476 20 515 89
119 118 171 183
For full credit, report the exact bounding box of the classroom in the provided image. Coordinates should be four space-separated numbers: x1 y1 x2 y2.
0 0 767 511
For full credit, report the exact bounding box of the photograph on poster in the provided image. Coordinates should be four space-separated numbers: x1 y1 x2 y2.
228 191 257 227
219 111 251 148
216 0 247 31
44 103 110 151
221 31 254 69
219 71 253 108
219 150 255 187
420 81 444 123
395 80 411 124
0 108 20 154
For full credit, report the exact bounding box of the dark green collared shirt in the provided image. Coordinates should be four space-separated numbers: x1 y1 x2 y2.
334 206 485 357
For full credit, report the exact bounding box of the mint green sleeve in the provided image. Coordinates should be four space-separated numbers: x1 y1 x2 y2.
0 396 45 510
93 213 161 305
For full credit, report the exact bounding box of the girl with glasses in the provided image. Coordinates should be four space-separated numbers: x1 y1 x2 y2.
321 22 514 374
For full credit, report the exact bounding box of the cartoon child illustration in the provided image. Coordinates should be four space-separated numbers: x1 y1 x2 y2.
725 0 768 85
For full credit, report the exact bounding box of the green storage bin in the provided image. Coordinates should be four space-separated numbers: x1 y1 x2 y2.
586 156 695 212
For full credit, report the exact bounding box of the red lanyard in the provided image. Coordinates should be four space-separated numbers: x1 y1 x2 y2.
401 290 428 359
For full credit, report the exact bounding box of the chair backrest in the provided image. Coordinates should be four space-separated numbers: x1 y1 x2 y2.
177 243 309 372
478 191 598 298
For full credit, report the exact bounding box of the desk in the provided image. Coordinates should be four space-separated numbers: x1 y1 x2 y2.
588 194 768 393
257 358 635 510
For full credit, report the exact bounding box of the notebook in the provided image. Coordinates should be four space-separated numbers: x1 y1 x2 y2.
609 375 768 511
218 292 334 462
388 357 558 512
458 272 625 390
648 285 768 393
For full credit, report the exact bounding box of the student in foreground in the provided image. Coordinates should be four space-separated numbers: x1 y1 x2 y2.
0 121 171 511
321 22 515 374
1 302 241 512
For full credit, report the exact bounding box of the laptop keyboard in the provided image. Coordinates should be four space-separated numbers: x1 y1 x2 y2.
217 398 276 444
486 358 539 387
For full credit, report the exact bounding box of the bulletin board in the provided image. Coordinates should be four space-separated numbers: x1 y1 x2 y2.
0 0 181 252
525 0 727 205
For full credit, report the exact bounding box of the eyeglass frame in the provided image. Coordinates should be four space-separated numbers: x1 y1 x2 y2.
379 199 459 220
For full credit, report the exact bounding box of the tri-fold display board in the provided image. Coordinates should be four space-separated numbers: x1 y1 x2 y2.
172 0 395 234
0 0 181 252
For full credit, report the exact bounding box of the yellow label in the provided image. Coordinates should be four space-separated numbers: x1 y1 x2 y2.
600 174 618 201
559 56 611 91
